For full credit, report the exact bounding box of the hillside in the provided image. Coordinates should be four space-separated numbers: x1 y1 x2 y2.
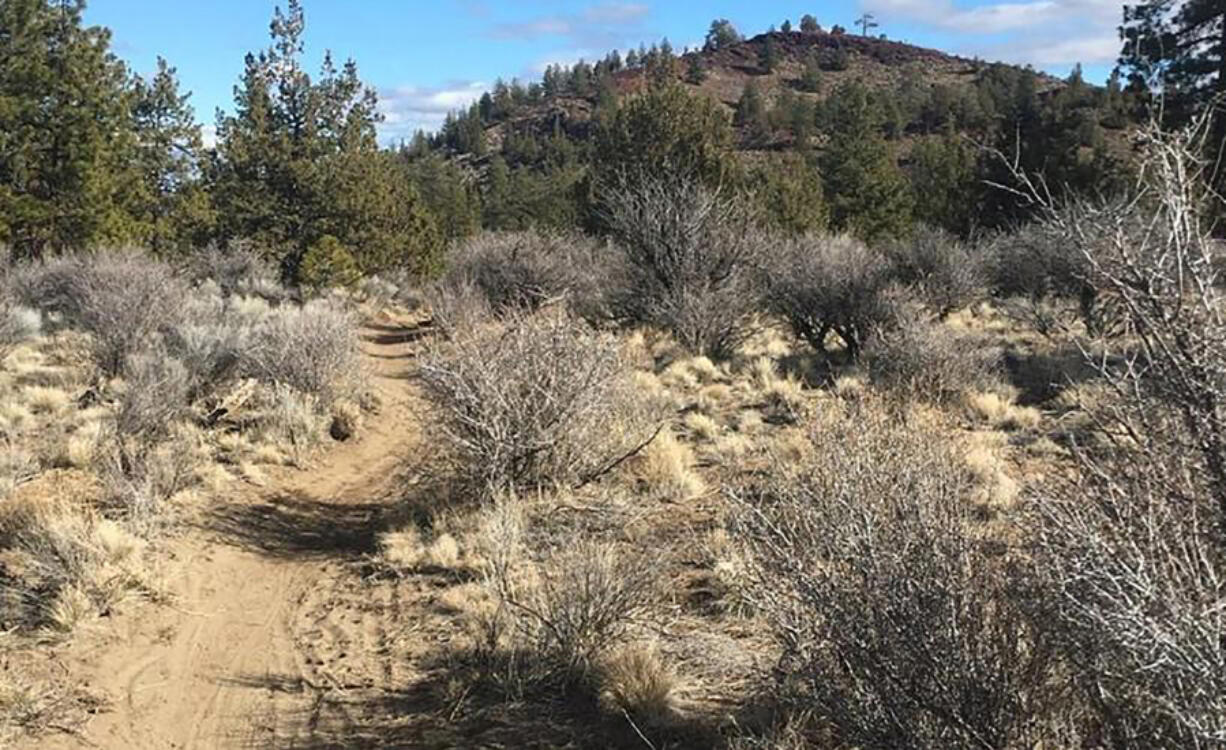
473 29 1070 155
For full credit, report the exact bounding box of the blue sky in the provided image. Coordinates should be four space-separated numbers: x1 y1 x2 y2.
84 1 1125 144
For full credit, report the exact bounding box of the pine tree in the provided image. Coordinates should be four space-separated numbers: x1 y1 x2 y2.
210 0 440 280
800 14 820 33
799 54 823 93
752 154 827 235
0 0 141 257
704 19 741 51
760 35 780 72
819 82 913 241
130 58 213 253
686 54 708 84
735 80 770 146
908 135 978 235
1119 0 1225 118
594 82 735 189
781 19 794 33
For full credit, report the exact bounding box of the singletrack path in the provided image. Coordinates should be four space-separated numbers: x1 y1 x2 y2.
35 316 426 750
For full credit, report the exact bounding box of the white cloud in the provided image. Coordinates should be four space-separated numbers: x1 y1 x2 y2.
377 81 487 142
863 0 1121 66
487 2 651 50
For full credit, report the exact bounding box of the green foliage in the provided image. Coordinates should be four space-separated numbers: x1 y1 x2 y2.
685 53 708 84
751 154 828 235
798 54 823 93
593 82 736 188
735 80 771 146
0 0 142 257
403 153 480 242
209 0 441 281
908 135 979 236
298 235 361 291
704 19 741 51
799 14 820 33
820 83 913 241
760 35 780 72
130 58 214 254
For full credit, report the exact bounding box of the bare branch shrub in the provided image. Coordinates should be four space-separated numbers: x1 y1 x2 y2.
443 230 594 315
730 401 1061 749
242 298 360 405
162 290 252 402
0 299 40 360
425 275 494 338
881 225 986 317
1017 117 1226 748
762 234 903 358
14 252 186 376
600 175 761 358
418 312 661 491
187 244 285 302
864 317 1003 404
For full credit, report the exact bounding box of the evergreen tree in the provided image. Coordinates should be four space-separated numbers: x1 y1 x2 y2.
760 35 780 72
799 54 823 93
686 53 708 84
1119 0 1225 118
402 153 479 242
130 57 213 253
781 19 793 33
0 0 141 257
800 14 820 33
704 19 741 51
735 79 770 145
594 82 735 189
210 0 440 280
752 154 827 235
819 82 913 241
908 135 978 235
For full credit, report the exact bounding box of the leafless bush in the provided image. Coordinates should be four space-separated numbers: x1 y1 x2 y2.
864 317 1003 404
14 252 186 376
112 351 191 441
188 244 285 302
0 298 40 359
762 234 903 358
418 312 661 491
730 403 1061 749
443 231 590 315
1033 449 1225 748
1011 117 1226 748
426 275 494 337
882 225 986 317
242 299 360 405
600 176 761 358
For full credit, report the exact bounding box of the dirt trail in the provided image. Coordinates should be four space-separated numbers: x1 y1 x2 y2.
35 317 426 750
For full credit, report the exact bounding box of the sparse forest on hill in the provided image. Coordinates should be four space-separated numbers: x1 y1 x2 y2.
1 0 1225 748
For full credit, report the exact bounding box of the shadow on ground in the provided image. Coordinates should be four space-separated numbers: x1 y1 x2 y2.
205 491 384 559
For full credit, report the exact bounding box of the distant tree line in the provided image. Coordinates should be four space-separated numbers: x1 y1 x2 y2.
1 1 1221 282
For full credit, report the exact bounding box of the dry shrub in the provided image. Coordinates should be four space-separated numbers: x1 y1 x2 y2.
730 401 1061 749
425 275 494 337
0 299 41 360
863 318 1003 404
443 230 593 315
187 244 285 302
419 312 661 491
631 427 705 501
18 252 185 376
881 225 985 317
1020 119 1226 749
762 234 902 358
601 176 761 358
162 290 252 401
243 298 360 405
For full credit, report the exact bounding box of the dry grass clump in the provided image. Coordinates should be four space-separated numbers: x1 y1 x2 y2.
379 527 462 571
419 312 661 492
966 390 1042 431
730 400 1061 749
598 642 678 724
0 494 149 633
630 427 705 502
0 300 41 360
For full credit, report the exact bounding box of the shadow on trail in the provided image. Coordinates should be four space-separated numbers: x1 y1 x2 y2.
205 491 384 559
